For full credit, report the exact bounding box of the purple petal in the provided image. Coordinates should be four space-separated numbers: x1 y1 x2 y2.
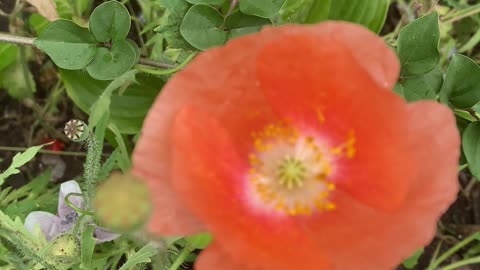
24 212 62 241
94 227 120 244
58 180 84 218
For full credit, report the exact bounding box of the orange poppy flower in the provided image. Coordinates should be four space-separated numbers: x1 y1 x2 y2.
132 22 460 270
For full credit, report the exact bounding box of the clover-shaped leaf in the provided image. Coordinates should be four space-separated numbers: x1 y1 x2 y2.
34 19 97 70
180 4 227 50
89 0 131 42
86 40 137 80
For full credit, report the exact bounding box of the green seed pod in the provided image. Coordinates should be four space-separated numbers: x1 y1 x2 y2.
43 233 81 268
94 172 152 233
64 119 89 142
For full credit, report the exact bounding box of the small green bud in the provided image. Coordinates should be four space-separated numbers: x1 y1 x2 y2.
64 119 89 142
94 173 152 233
43 233 81 268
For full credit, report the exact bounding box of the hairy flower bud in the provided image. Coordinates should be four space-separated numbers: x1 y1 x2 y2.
94 172 152 233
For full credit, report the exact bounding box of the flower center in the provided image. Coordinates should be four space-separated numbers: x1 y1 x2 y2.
277 156 307 189
247 121 355 216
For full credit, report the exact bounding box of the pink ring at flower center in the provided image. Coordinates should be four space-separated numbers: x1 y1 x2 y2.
247 121 356 216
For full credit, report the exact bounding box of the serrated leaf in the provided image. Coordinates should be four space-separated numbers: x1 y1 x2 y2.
240 0 287 18
89 0 131 42
180 4 227 50
34 19 97 70
463 122 480 180
398 12 440 76
118 243 158 270
86 39 137 80
442 54 480 109
401 66 443 102
0 144 49 186
226 11 271 39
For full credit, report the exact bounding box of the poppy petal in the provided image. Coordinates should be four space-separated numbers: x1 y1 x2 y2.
24 211 62 241
171 106 331 270
58 180 84 218
256 24 415 210
304 101 459 269
195 242 255 270
132 25 304 235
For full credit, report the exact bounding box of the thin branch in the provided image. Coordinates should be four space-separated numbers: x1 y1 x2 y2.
226 0 239 18
138 58 176 69
0 32 35 46
0 32 176 70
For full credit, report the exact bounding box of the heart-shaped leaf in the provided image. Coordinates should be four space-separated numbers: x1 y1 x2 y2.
442 54 480 109
86 40 137 80
34 19 97 70
89 0 131 42
240 0 287 18
398 12 440 76
180 4 227 50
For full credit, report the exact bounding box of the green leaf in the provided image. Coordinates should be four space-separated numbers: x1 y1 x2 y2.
60 70 164 134
401 66 443 102
240 0 287 18
327 0 388 33
89 70 138 129
305 0 331 23
86 40 137 80
180 4 227 50
0 144 49 186
34 19 97 70
80 225 96 269
186 0 226 5
125 38 140 63
0 44 18 71
89 0 131 42
29 14 50 36
442 54 480 109
398 12 440 76
225 11 271 39
118 243 158 270
402 249 424 269
463 122 480 180
185 233 212 249
0 58 36 100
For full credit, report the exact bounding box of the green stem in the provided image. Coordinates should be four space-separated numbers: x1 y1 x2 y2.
442 3 480 24
136 53 196 75
168 246 192 270
427 232 480 270
84 133 102 210
441 256 480 270
64 193 94 217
